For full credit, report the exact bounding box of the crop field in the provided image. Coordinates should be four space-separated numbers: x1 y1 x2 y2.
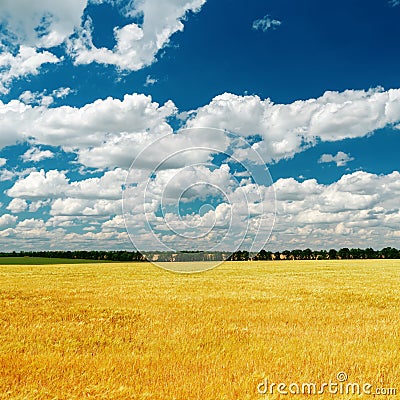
0 260 399 399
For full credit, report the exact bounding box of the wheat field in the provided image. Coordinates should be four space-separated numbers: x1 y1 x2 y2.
0 260 399 399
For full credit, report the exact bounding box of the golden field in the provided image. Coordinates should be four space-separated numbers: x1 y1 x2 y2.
0 260 399 399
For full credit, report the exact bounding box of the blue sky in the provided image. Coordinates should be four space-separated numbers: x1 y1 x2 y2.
0 0 399 252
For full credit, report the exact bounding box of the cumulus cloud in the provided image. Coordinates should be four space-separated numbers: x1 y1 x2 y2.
6 168 127 201
1 87 400 169
6 169 70 199
0 158 6 167
124 168 400 252
19 87 73 106
0 214 18 228
0 169 15 182
274 178 322 201
0 0 88 49
0 167 37 183
6 198 28 213
1 168 400 250
0 46 60 94
5 168 127 219
0 217 129 250
269 170 400 249
252 15 282 32
0 87 400 252
28 200 50 212
318 151 354 167
122 150 275 251
21 147 55 163
50 198 121 217
188 87 400 163
0 93 176 161
0 166 128 248
19 91 53 107
0 0 206 92
68 0 207 71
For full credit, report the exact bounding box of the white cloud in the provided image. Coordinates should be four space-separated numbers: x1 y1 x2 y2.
0 169 16 182
101 215 125 231
318 151 354 167
7 218 53 241
0 46 60 94
0 158 6 167
16 218 46 230
269 170 400 249
274 178 322 201
28 200 50 212
21 147 55 163
122 156 275 251
68 0 207 70
19 87 73 106
0 93 176 162
52 87 73 99
0 222 129 250
1 168 400 250
0 87 399 174
123 168 400 251
0 214 18 228
0 0 206 93
129 163 234 209
6 168 126 200
144 75 158 86
188 87 400 163
19 91 53 107
6 168 127 218
6 169 70 199
70 169 127 200
0 167 37 182
83 226 97 231
45 216 79 228
0 0 79 94
50 198 121 216
7 198 28 213
0 0 88 49
252 15 282 32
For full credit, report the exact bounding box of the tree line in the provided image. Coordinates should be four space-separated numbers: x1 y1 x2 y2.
0 250 145 262
251 247 400 261
0 247 399 261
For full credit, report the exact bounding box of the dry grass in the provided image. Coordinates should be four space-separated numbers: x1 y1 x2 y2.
0 260 399 399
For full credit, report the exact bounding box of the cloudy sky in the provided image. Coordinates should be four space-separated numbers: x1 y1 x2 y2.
0 0 399 252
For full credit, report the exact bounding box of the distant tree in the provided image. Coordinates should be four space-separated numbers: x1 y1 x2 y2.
328 249 338 259
381 247 400 259
292 249 303 260
303 248 313 260
338 247 351 259
282 250 292 260
256 249 272 260
350 248 363 259
256 250 264 260
316 250 328 260
365 248 377 259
